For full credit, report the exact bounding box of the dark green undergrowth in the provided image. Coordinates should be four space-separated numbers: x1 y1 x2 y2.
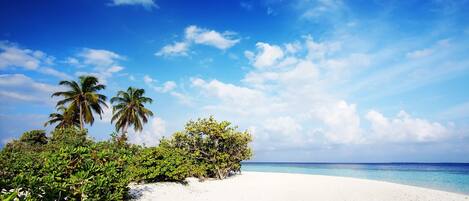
0 117 252 200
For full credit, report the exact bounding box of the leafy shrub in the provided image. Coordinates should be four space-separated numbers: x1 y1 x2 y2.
0 128 135 200
1 117 254 200
132 145 193 182
19 130 48 145
49 127 90 148
38 143 132 200
166 116 253 179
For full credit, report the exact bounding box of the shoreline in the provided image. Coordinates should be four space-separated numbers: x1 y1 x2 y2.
130 171 469 201
243 170 468 195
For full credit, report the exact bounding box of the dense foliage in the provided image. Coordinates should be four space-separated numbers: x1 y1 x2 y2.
131 145 193 182
1 75 253 200
0 128 135 200
1 117 253 200
166 116 253 179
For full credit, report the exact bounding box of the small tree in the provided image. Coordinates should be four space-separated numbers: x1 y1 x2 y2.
52 76 107 130
110 87 153 142
168 116 252 179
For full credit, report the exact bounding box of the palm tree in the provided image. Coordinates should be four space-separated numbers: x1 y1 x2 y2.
52 76 107 129
110 87 154 138
44 106 80 129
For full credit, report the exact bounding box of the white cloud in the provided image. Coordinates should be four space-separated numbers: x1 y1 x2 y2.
169 91 193 105
246 42 284 68
156 25 240 57
185 25 240 50
0 41 71 79
155 42 189 57
65 57 81 66
284 42 302 54
143 75 177 93
161 81 176 92
38 67 73 80
0 42 40 70
74 48 126 83
300 0 345 20
0 74 60 104
263 116 303 137
111 0 157 9
107 65 124 73
304 35 341 61
143 75 154 84
366 110 451 142
312 100 363 144
191 78 266 110
79 48 124 68
128 117 166 147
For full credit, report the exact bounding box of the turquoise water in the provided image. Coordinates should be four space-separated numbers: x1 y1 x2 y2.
241 163 469 195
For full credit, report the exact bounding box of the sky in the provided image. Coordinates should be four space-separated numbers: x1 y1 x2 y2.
1 0 469 162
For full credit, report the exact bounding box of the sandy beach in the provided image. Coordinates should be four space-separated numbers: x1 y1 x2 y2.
129 171 469 201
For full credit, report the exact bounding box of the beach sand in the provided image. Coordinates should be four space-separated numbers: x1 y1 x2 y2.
129 171 469 201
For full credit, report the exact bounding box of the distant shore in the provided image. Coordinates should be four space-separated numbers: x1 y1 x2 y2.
129 171 469 201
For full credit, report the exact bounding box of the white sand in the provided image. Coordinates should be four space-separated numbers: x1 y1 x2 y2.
129 172 469 201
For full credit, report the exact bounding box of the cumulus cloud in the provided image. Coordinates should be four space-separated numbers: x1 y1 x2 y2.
312 100 363 144
304 35 341 61
79 48 124 68
38 67 72 80
0 41 71 79
366 110 451 142
185 25 240 49
187 35 456 151
245 42 284 69
128 117 166 147
143 75 177 93
0 74 60 104
110 0 157 9
73 48 126 83
191 78 268 111
0 42 41 70
155 42 189 57
155 25 240 57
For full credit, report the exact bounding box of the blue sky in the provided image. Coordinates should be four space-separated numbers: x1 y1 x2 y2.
1 0 469 162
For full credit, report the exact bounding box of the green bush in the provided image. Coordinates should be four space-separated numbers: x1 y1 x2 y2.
166 116 253 179
132 145 193 182
49 127 90 148
0 128 135 200
1 117 254 200
19 130 48 146
38 143 132 200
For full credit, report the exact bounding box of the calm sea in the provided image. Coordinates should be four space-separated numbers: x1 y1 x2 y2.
241 162 469 194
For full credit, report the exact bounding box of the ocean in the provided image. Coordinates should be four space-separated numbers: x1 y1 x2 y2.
241 162 469 194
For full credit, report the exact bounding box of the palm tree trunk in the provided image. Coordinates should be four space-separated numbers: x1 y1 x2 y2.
79 105 84 130
120 122 128 143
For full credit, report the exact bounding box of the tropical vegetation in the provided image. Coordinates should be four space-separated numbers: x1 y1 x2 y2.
0 75 253 200
51 75 108 129
110 87 154 142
